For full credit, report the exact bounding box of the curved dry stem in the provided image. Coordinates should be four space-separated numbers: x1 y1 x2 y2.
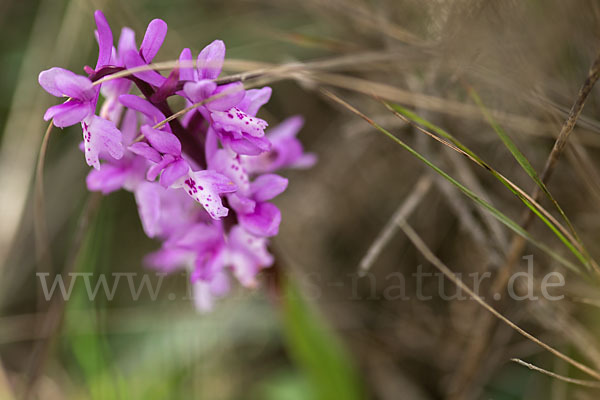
398 219 600 382
511 358 600 389
33 121 54 277
386 104 592 270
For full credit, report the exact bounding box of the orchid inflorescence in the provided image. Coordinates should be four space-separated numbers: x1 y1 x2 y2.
38 10 315 311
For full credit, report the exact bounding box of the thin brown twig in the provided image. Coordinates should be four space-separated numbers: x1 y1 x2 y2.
358 174 433 275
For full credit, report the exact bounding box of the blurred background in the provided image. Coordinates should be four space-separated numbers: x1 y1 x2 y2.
2 0 600 399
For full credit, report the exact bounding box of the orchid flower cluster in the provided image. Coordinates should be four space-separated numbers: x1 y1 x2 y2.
38 11 315 311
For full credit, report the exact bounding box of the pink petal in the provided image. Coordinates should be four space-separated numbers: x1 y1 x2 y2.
197 40 225 80
123 49 166 87
209 149 250 194
94 10 113 69
251 174 288 202
134 182 162 238
39 68 94 100
117 27 137 61
120 108 138 145
228 193 256 214
205 82 245 111
44 101 92 127
119 94 167 126
211 107 268 138
238 202 281 237
82 116 124 170
183 80 217 103
146 154 174 181
86 164 127 194
141 125 181 155
179 170 237 219
178 48 194 81
292 153 318 169
237 87 272 116
128 142 162 163
226 135 271 156
146 246 191 272
140 19 167 62
230 226 274 267
160 158 189 187
268 115 304 140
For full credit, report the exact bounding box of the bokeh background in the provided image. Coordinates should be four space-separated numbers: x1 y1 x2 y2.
2 0 600 399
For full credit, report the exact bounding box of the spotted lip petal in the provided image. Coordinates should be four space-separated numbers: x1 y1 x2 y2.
82 115 124 170
212 107 268 138
176 169 237 220
209 149 250 194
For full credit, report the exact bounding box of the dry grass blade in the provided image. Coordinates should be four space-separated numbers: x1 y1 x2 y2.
322 88 580 273
92 51 405 86
396 219 600 381
358 174 432 275
386 102 593 271
469 87 581 242
305 71 552 135
150 75 285 131
511 358 600 389
539 50 600 185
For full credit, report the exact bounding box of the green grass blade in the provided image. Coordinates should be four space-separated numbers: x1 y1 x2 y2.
64 200 128 400
325 92 583 273
281 277 363 400
387 102 591 271
468 88 581 242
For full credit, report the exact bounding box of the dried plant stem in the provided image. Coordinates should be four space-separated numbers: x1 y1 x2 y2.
511 358 600 389
448 49 600 400
33 121 54 284
385 104 587 264
358 174 432 275
396 219 600 382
